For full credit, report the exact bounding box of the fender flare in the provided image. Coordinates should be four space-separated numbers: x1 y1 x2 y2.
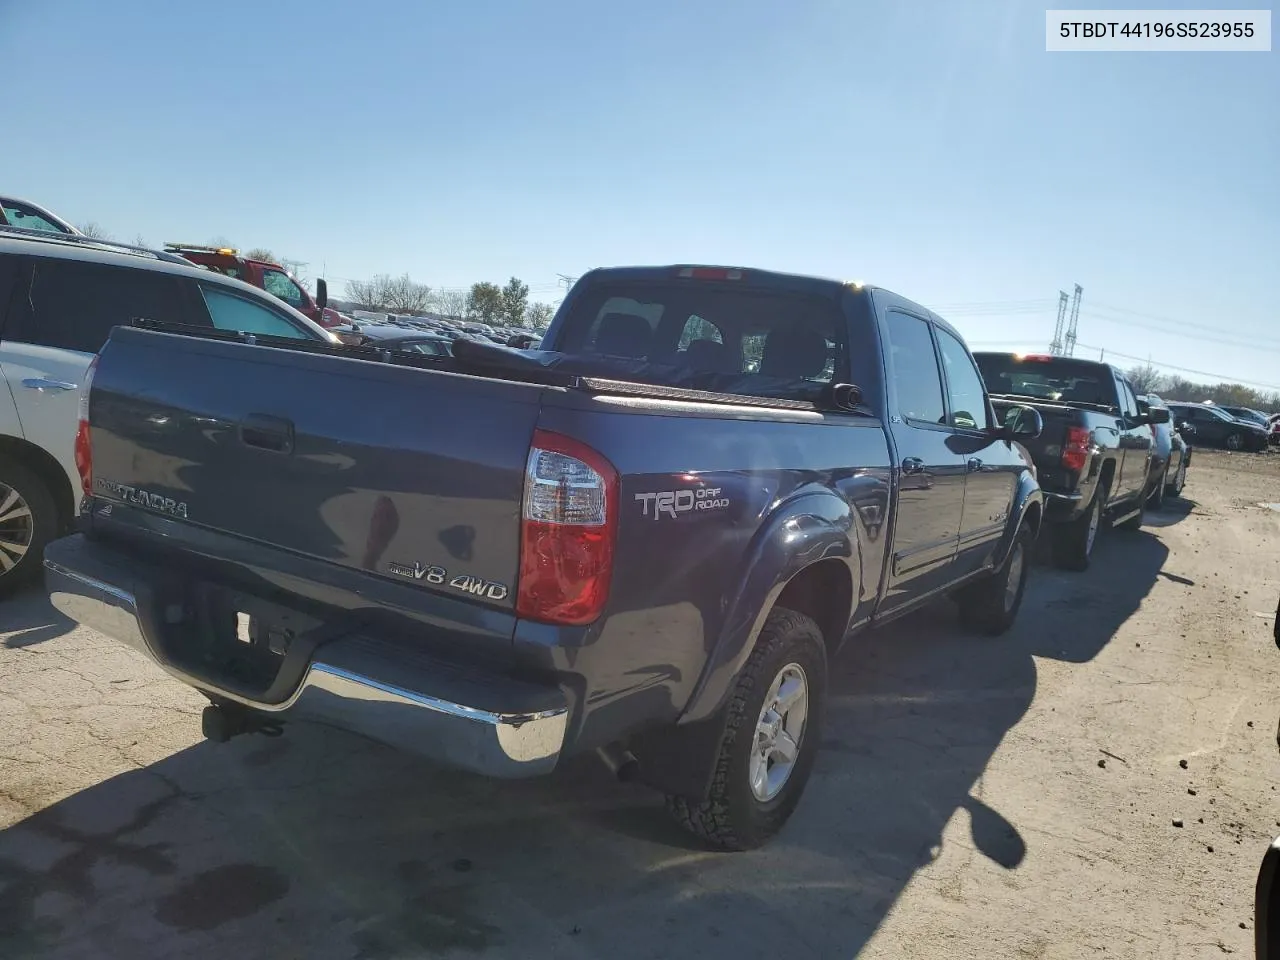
678 490 859 727
994 471 1043 568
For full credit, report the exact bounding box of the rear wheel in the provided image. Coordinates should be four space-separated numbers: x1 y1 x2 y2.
1053 485 1105 572
1118 496 1145 531
1226 432 1245 451
665 606 826 851
1147 473 1166 510
0 462 59 598
957 525 1032 636
1166 457 1187 497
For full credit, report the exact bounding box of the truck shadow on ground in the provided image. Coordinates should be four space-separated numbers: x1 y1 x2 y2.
0 584 76 649
0 531 1168 960
1143 495 1196 529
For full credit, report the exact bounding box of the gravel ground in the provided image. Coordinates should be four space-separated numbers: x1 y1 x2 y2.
2 450 1279 959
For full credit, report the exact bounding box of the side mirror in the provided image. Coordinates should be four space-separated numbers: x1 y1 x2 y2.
315 278 328 310
1001 405 1043 441
1148 406 1171 425
829 382 864 411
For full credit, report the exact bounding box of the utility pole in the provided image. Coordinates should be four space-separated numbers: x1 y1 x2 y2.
1050 291 1069 355
1064 283 1083 356
555 274 578 305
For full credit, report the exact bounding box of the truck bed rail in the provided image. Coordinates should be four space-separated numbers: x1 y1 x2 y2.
127 318 821 412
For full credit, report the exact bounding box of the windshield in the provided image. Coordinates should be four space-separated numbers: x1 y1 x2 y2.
1228 408 1267 425
554 281 843 402
973 354 1115 408
0 197 72 234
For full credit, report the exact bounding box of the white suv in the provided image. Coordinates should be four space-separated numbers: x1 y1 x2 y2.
0 228 335 594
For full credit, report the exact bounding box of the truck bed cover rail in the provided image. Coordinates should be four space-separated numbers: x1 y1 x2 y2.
127 318 820 412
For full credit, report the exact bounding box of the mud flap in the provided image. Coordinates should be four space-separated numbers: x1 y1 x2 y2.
628 708 732 800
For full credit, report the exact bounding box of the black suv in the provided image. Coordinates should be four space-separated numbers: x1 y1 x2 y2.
1166 402 1269 452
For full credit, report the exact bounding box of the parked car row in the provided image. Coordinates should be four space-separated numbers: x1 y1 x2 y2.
973 353 1186 571
334 313 542 349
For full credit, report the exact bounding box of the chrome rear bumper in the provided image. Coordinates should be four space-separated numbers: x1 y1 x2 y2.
44 538 568 778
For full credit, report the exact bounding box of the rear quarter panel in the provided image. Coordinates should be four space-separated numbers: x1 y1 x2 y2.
512 391 892 750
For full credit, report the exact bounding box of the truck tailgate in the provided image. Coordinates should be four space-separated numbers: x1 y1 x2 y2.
991 398 1078 491
88 327 542 609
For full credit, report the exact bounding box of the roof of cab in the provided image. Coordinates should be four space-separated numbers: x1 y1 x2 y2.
575 263 961 339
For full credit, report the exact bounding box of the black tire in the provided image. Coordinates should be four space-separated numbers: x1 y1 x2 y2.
1166 456 1187 497
957 525 1032 636
0 460 59 598
1147 473 1166 510
1052 485 1105 572
1118 496 1145 531
665 606 827 851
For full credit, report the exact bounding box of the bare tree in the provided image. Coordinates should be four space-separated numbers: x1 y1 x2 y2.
132 233 150 249
344 273 433 314
380 273 433 313
78 221 114 240
525 302 555 330
1126 363 1165 395
245 247 277 262
433 288 467 319
206 236 236 249
345 278 385 310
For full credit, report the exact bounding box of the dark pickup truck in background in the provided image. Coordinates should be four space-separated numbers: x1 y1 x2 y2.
45 265 1043 850
973 352 1168 572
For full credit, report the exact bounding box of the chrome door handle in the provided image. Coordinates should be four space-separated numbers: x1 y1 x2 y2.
21 377 77 392
967 457 983 473
902 457 925 476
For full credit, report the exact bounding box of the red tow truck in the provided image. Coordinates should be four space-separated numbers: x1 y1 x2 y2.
163 244 344 329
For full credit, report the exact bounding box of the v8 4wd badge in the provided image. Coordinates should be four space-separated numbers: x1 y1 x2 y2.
386 561 509 601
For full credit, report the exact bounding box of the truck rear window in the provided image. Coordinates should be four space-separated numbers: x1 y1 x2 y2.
974 354 1115 408
555 282 844 402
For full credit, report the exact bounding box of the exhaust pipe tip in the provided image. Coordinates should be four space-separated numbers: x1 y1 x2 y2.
596 743 640 782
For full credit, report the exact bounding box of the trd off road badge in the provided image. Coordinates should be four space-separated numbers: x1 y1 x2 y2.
635 485 731 520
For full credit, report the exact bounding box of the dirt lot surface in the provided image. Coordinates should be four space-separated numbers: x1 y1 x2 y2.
3 449 1280 959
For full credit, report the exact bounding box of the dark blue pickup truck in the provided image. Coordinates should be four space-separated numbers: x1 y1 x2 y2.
44 265 1043 849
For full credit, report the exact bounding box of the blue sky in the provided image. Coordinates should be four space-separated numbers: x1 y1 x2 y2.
4 0 1277 387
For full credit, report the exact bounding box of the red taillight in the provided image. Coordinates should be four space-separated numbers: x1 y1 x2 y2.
1017 354 1054 363
1062 425 1091 472
73 355 100 499
675 266 745 281
516 430 618 626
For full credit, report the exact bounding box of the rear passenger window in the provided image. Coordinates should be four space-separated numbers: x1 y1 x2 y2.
12 258 188 353
199 285 310 339
935 328 989 430
885 312 945 425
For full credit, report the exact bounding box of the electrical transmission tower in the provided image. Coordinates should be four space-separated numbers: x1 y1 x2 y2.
1064 283 1083 356
1050 291 1069 355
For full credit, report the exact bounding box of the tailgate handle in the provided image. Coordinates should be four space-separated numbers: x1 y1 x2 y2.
240 414 294 454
